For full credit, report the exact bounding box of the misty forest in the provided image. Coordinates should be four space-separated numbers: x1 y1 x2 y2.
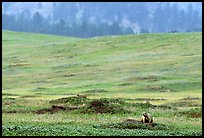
2 2 202 136
2 2 202 38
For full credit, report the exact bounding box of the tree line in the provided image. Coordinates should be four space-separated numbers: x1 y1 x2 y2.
2 12 135 38
2 2 202 38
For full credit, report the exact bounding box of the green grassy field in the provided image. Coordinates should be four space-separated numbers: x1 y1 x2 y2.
2 30 202 136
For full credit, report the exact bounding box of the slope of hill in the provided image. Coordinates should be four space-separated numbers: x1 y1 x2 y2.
2 31 202 101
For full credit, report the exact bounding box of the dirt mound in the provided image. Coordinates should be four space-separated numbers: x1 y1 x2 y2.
44 97 171 114
37 97 128 114
80 98 128 114
35 105 79 114
120 119 158 128
49 96 89 105
123 119 143 124
94 119 167 130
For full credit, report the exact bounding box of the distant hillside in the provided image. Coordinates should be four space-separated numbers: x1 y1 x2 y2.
2 31 202 97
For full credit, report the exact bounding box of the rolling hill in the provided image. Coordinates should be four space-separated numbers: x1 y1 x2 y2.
2 31 202 100
2 30 202 136
2 30 202 102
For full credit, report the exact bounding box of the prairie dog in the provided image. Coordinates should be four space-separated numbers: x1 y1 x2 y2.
141 112 153 123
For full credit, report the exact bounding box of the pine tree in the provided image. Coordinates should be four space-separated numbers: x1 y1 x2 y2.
32 11 45 33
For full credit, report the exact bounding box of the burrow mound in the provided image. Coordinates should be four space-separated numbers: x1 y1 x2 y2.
35 105 79 114
94 119 168 130
49 95 90 105
80 98 129 114
36 97 127 114
36 96 170 114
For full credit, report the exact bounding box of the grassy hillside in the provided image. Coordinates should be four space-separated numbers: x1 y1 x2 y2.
2 31 202 101
2 30 202 136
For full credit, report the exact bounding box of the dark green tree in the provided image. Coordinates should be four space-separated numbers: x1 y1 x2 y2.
32 11 45 33
109 21 123 35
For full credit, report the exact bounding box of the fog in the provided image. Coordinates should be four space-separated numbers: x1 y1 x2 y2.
2 2 202 38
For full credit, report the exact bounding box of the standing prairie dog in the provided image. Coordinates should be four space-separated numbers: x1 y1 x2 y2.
141 112 153 123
